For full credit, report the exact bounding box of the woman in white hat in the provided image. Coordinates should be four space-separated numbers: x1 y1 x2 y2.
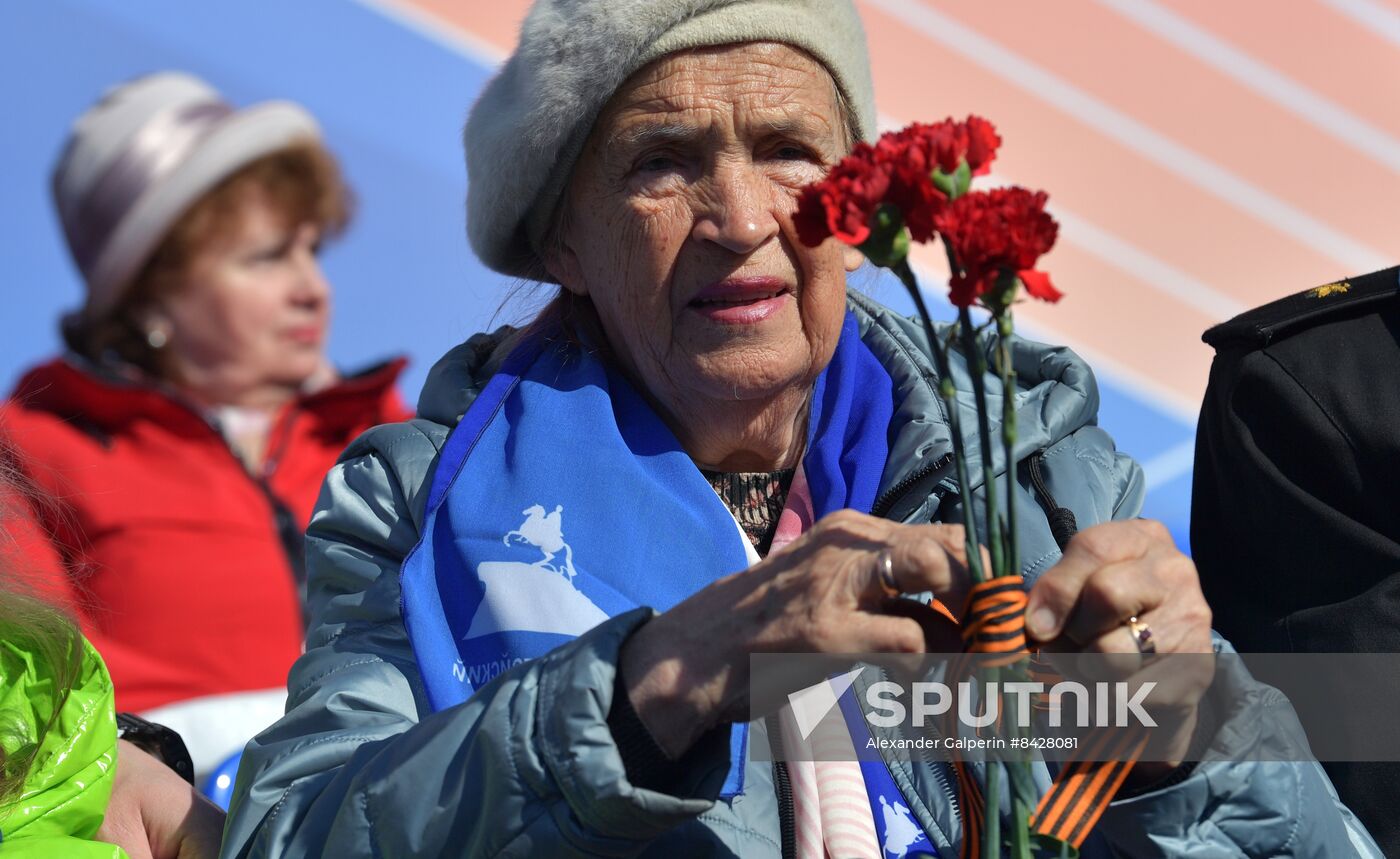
0 72 411 778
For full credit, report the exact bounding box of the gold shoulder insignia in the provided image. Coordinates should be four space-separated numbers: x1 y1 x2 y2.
1308 281 1351 298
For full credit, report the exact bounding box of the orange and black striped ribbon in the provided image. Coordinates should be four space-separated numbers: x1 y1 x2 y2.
1029 725 1148 847
959 578 1032 667
1028 654 1059 713
947 575 1145 858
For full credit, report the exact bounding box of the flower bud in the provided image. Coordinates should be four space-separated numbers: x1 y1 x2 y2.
859 203 911 267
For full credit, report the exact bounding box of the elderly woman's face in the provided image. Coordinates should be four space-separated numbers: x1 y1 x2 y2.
553 42 861 413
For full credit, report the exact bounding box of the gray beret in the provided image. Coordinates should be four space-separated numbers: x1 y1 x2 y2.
464 0 876 279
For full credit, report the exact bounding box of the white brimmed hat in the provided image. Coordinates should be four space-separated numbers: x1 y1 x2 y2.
52 72 323 318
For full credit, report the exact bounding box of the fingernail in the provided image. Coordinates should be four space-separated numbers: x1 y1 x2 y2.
1028 607 1057 638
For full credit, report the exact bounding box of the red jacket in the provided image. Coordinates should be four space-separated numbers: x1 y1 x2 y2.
0 357 412 713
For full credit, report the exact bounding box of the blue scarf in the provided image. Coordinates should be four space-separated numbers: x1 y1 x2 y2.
400 311 931 851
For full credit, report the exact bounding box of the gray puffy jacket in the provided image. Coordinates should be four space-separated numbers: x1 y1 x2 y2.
222 293 1379 858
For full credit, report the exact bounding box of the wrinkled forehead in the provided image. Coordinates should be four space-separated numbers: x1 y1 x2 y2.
592 42 847 149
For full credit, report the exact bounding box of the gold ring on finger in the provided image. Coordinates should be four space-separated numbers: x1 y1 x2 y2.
1125 615 1156 656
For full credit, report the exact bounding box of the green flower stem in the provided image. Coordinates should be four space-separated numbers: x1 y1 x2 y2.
941 239 1006 580
957 306 1005 579
985 751 1002 857
1008 665 1041 859
982 664 1002 859
996 307 1035 859
996 311 1020 579
984 307 1033 859
890 257 985 584
1013 800 1036 859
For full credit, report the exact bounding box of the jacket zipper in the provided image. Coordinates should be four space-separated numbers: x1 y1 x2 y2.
872 466 963 841
172 398 312 623
766 715 797 859
917 714 963 820
882 663 962 833
259 403 302 478
255 478 309 612
254 407 311 617
765 434 960 852
869 452 955 520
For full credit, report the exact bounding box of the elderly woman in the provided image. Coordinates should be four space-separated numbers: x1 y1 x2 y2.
224 2 1376 856
1 72 410 775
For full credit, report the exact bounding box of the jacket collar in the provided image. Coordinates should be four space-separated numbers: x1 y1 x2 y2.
10 355 408 435
845 291 1100 502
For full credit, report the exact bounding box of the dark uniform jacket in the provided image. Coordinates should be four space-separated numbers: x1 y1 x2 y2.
1193 264 1400 856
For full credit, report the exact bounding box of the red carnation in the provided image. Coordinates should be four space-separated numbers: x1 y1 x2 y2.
933 186 1060 308
890 117 1000 179
891 120 967 175
795 142 891 247
874 130 947 242
886 159 946 243
964 115 1001 176
795 117 1004 252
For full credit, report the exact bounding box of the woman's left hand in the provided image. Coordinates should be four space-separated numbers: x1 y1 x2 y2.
96 740 225 859
1025 519 1215 784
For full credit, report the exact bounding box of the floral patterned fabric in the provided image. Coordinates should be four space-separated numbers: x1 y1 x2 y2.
701 468 796 556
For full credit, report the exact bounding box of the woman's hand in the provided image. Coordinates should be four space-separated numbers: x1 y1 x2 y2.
96 740 226 859
619 511 974 758
1026 519 1215 783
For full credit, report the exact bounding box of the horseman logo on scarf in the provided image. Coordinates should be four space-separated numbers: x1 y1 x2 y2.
462 505 607 643
402 312 899 803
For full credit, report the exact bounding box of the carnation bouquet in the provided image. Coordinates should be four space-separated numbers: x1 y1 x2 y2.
797 119 1125 859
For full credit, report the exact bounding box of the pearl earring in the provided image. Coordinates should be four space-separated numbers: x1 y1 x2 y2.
146 327 169 349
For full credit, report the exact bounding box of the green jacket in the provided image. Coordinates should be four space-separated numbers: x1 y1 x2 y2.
0 633 124 858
